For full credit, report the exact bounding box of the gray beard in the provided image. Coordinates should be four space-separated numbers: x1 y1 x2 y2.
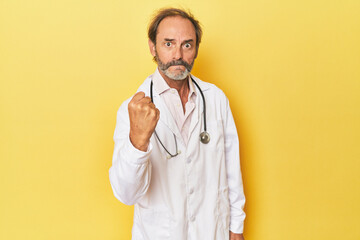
155 53 194 81
162 67 190 81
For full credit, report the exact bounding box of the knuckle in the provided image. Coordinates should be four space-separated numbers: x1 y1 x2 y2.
132 92 145 102
136 104 144 111
128 102 135 110
137 91 145 97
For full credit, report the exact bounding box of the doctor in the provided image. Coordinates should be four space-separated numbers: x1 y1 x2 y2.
109 8 246 240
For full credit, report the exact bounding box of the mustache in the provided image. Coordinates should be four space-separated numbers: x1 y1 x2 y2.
163 59 193 71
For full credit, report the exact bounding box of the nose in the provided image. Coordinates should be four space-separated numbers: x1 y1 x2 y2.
174 45 183 60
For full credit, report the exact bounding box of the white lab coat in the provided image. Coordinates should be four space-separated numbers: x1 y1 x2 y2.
109 72 246 240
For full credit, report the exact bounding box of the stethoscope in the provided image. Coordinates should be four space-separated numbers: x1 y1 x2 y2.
150 76 210 159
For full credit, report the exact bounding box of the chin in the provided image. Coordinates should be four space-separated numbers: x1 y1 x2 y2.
164 69 190 81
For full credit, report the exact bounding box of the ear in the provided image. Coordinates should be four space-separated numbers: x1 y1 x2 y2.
148 39 156 57
194 46 199 59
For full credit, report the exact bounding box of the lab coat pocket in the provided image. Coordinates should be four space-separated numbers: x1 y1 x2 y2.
139 206 171 240
217 187 230 233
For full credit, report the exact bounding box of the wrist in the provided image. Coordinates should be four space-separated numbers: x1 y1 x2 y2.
129 133 150 152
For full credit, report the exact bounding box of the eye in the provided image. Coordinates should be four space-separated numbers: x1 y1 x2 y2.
165 42 172 47
184 43 191 48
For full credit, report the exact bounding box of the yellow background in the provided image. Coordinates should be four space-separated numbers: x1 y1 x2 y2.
1 0 359 239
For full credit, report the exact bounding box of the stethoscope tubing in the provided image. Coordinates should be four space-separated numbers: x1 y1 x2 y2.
150 76 206 130
191 78 207 132
149 76 209 158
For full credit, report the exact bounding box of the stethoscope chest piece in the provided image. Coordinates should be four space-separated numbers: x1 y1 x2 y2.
200 131 210 144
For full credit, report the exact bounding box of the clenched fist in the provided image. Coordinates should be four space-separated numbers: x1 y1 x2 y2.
128 91 160 151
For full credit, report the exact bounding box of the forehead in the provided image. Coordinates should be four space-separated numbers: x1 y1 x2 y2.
156 16 196 40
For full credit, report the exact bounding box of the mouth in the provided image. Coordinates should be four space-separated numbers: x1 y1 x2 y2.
169 65 186 69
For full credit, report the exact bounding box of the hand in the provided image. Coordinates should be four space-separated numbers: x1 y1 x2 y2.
230 231 244 240
128 91 160 151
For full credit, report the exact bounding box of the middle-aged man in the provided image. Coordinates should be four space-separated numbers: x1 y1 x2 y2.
109 8 246 240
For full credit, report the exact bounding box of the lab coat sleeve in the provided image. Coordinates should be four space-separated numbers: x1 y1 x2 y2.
109 99 152 205
223 96 246 234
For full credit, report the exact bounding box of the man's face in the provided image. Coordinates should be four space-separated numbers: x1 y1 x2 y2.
149 16 197 81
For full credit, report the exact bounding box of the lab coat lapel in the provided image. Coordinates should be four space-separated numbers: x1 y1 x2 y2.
188 89 201 137
188 76 208 137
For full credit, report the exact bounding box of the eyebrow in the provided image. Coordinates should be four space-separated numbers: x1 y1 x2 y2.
163 38 194 43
